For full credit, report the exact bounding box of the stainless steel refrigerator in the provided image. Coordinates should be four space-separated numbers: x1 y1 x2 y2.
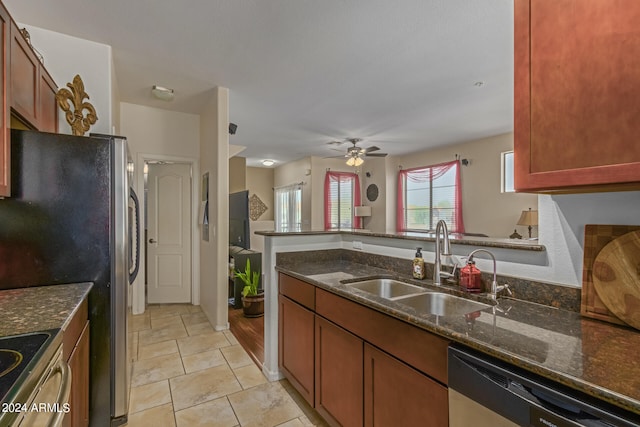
0 129 140 426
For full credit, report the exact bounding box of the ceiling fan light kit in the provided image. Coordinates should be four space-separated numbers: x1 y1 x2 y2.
346 156 364 167
340 138 388 166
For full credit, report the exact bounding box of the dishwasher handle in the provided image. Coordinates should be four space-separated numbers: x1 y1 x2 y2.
47 359 72 427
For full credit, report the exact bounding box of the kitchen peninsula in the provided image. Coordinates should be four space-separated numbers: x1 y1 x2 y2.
257 230 640 423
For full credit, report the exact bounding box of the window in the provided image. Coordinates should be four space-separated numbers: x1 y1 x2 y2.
397 160 464 233
324 171 361 230
501 151 515 193
274 183 302 231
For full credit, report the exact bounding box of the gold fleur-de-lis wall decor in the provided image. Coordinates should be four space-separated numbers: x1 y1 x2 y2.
56 74 98 136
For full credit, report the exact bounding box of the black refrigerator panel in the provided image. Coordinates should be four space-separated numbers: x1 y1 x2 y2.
0 129 118 427
0 130 112 289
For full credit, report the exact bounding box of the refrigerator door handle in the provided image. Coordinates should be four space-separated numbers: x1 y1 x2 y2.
129 187 141 284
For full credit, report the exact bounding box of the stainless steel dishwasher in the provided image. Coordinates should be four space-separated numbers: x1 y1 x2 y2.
448 345 640 427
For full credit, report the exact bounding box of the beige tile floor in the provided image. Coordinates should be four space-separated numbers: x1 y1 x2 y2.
126 304 327 427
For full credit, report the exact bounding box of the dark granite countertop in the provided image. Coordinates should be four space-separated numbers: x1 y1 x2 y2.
0 283 93 336
256 229 545 251
275 260 640 417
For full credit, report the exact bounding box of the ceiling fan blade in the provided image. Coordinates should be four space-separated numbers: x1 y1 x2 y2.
364 146 380 153
365 152 388 157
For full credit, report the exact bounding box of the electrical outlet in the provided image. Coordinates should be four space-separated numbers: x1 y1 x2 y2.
353 240 363 250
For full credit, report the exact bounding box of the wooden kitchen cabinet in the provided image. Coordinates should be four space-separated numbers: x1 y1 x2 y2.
278 273 451 427
278 295 315 405
278 273 316 405
364 343 448 427
63 298 90 427
0 2 59 197
38 70 58 133
315 287 449 385
10 20 58 133
315 316 363 427
67 321 90 427
514 0 640 192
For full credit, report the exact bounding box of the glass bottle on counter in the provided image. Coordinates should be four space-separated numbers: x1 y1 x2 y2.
460 260 482 292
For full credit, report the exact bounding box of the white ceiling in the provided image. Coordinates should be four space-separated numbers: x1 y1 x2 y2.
5 1 514 167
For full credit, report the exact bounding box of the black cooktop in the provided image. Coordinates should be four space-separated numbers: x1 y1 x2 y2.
0 330 56 404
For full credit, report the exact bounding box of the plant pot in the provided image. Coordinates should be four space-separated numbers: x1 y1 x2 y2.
241 292 265 318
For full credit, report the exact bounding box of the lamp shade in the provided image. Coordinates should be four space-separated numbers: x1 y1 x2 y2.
354 206 372 217
517 208 538 226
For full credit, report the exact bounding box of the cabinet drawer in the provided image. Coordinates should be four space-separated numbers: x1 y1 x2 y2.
316 288 449 385
279 273 315 310
63 298 88 361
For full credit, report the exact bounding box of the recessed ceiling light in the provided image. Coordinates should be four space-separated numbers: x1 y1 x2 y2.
262 159 275 166
151 85 174 101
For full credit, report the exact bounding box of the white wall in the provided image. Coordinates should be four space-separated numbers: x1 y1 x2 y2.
199 87 230 330
120 103 200 158
359 157 387 232
120 103 201 314
20 25 115 134
540 191 640 288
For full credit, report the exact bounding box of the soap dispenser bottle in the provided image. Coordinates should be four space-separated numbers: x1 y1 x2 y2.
412 247 426 279
460 260 482 292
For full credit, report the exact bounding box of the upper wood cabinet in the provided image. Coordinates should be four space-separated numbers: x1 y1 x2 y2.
10 20 58 133
514 0 640 192
0 2 59 197
38 69 58 133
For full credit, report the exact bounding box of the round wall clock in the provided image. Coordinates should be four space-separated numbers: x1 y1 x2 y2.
366 184 379 202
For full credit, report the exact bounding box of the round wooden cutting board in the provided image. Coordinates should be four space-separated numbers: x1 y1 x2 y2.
592 230 640 330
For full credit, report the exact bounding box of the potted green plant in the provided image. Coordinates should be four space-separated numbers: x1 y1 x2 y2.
235 258 264 317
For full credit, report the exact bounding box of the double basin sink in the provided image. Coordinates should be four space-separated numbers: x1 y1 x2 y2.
344 278 491 317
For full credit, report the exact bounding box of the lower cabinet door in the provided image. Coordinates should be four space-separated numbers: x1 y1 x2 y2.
315 316 363 427
67 321 90 427
279 295 315 405
364 343 448 427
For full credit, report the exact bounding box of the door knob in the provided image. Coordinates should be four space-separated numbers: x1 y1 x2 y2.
149 238 157 244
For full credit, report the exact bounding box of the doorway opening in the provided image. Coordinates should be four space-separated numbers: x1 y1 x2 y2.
131 153 200 315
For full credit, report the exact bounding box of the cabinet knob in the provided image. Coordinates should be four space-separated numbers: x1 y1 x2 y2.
149 238 157 244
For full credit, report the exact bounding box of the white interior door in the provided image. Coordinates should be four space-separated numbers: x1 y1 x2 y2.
147 163 192 304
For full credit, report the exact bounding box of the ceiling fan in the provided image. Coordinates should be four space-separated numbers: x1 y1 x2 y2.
329 138 388 166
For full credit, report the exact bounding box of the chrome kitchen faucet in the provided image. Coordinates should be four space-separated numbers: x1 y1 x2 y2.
466 248 511 301
433 220 453 285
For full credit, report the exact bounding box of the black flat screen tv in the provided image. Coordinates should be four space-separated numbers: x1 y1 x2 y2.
229 190 250 249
